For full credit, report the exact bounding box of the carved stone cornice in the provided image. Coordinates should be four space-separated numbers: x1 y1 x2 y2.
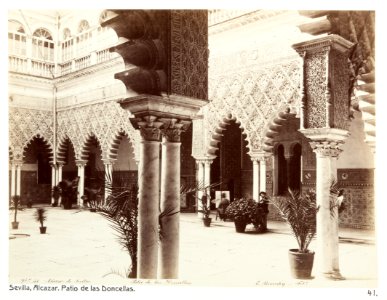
54 56 123 84
8 71 53 86
299 128 349 142
209 10 287 35
292 34 354 55
119 94 207 121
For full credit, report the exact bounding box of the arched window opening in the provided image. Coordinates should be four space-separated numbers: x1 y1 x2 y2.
76 20 92 57
8 20 27 56
289 143 302 192
32 28 54 61
277 144 287 195
61 28 74 62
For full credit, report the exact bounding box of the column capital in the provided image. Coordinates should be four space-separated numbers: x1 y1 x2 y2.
102 158 116 166
159 118 191 143
56 162 65 168
12 160 23 167
250 153 269 163
75 159 88 167
300 128 349 158
195 156 215 165
310 141 344 158
134 115 164 142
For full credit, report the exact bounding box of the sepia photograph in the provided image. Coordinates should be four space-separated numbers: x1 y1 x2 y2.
3 0 385 299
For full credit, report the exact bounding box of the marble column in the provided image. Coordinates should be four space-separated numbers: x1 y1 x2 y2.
252 159 260 201
16 163 22 196
308 137 346 280
203 159 212 207
159 119 187 279
76 160 87 207
10 163 16 197
58 163 63 183
137 116 163 279
103 159 115 205
272 155 279 196
196 159 205 217
285 154 292 192
259 156 267 193
51 164 57 204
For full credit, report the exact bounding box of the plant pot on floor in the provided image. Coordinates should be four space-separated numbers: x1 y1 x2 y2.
39 226 47 234
234 220 247 233
203 217 212 227
288 249 315 279
11 221 19 229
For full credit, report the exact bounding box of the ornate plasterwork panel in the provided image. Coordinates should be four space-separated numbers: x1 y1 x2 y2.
57 101 141 161
170 10 208 100
304 49 328 129
205 58 301 155
9 107 54 160
331 51 351 130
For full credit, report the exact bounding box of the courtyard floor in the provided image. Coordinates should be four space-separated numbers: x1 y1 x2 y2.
7 206 380 297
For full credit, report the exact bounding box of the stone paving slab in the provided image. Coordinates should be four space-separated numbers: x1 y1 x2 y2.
8 207 378 289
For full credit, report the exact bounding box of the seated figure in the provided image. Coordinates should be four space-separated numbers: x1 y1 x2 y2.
217 193 230 221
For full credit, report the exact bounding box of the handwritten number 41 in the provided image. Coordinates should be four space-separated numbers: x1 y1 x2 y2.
368 290 377 296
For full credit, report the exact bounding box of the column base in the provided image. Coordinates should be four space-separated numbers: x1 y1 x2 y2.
322 270 345 280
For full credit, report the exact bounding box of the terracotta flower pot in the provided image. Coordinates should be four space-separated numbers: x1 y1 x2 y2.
288 249 314 279
12 221 19 230
234 220 247 233
203 217 212 227
39 226 47 234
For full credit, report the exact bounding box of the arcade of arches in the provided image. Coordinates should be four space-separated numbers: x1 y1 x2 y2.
8 9 375 280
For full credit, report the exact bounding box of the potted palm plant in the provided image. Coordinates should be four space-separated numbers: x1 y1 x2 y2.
225 198 258 233
270 189 318 279
198 195 212 227
34 208 47 234
10 195 22 229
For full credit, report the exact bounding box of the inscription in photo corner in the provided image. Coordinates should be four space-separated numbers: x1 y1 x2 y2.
255 280 309 287
9 284 135 292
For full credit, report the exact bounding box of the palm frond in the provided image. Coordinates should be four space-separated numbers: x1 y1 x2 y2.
270 189 318 253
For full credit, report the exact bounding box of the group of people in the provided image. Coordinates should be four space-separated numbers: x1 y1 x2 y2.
202 191 270 223
201 188 346 224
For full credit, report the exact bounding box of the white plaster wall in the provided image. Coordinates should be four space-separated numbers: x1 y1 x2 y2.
114 136 137 171
337 111 374 168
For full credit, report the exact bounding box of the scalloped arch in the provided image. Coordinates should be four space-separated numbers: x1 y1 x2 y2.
106 129 137 161
23 134 54 162
205 113 252 156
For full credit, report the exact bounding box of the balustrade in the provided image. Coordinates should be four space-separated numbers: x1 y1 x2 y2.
8 23 118 78
8 56 28 73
